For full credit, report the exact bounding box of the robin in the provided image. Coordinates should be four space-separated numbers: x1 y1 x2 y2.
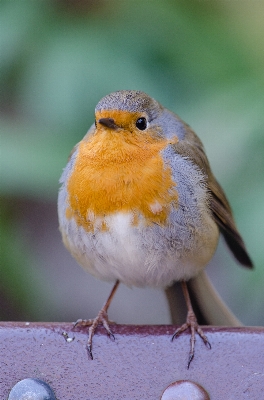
58 90 253 367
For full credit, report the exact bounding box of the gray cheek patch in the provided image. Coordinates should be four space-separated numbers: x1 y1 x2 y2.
154 110 186 141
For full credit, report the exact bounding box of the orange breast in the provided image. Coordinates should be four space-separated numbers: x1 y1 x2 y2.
66 111 178 232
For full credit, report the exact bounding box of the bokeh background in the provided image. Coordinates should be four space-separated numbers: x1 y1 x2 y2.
1 0 263 326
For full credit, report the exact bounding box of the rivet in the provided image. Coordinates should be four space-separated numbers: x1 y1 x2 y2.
8 378 56 400
161 380 210 400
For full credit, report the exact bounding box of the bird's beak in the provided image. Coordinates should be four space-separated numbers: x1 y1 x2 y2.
98 118 119 130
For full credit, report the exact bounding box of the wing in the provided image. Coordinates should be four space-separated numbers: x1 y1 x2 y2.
173 120 253 268
208 173 253 267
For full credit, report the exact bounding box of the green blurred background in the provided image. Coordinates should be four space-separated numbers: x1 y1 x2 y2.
1 0 263 325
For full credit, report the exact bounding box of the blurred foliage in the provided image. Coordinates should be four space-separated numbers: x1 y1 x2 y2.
0 0 263 324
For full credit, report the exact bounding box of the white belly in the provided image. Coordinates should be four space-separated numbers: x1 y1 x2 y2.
60 210 219 288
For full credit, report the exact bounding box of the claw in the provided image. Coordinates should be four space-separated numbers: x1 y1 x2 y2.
73 318 93 329
171 281 212 368
73 318 83 328
187 354 194 370
86 344 93 360
171 322 188 342
108 331 115 341
171 317 210 368
71 280 120 360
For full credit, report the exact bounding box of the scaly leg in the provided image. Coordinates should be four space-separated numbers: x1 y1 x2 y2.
74 280 120 359
171 281 211 368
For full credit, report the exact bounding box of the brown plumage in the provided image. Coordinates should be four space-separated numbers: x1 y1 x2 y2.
58 90 253 368
174 121 252 268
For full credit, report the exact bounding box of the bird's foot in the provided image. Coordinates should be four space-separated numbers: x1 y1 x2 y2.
73 310 115 360
171 309 211 369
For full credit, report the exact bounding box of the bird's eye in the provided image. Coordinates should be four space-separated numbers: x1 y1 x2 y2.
136 117 147 130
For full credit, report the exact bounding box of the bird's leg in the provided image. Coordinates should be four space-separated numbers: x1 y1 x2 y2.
171 281 211 368
74 279 120 359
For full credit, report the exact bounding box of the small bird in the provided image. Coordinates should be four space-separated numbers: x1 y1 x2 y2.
58 90 253 367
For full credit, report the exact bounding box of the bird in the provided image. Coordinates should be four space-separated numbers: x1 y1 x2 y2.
58 90 253 368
